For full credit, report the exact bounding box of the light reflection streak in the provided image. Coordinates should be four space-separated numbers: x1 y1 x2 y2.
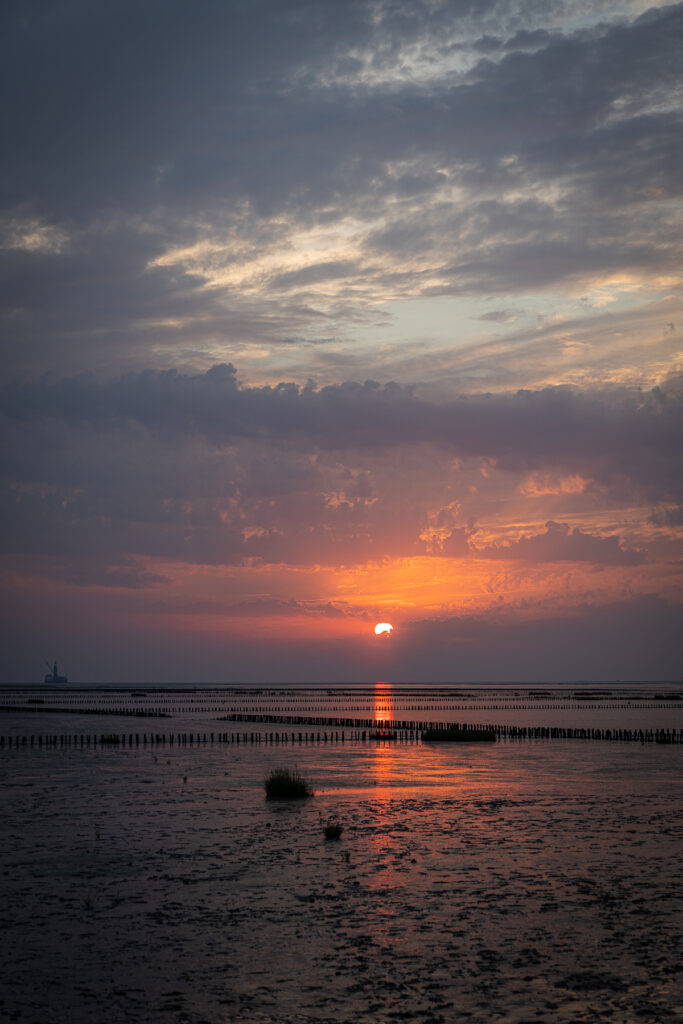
364 682 408 950
373 681 394 728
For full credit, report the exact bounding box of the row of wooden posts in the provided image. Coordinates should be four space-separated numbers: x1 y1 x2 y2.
0 704 170 718
3 699 680 713
2 730 391 748
1 721 681 747
219 712 682 744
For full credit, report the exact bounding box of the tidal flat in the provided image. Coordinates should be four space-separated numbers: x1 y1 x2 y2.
1 699 682 1023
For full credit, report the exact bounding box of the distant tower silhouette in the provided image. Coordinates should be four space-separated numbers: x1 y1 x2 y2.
44 660 68 684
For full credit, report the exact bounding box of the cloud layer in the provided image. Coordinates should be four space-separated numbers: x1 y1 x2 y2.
2 1 682 381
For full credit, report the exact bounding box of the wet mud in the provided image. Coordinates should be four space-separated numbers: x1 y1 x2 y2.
1 739 681 1023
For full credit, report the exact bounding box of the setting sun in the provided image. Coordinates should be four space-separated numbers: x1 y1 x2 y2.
374 622 394 636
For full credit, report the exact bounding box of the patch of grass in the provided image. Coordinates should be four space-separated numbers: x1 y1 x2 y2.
324 822 343 840
422 727 496 742
264 767 313 800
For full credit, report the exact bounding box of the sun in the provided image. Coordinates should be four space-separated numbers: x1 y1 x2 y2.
374 622 394 636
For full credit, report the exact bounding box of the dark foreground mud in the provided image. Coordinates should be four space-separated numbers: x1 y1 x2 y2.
1 739 681 1023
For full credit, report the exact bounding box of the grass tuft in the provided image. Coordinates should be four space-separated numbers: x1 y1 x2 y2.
264 767 313 800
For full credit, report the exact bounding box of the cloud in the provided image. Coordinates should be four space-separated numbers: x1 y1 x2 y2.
2 3 682 378
1 1 681 681
211 598 354 619
476 308 520 323
1 366 678 579
472 520 646 564
3 366 680 496
649 504 683 527
23 556 170 590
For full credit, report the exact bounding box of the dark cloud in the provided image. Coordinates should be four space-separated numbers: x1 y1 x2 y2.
0 366 679 574
269 261 361 291
649 505 683 527
476 308 519 322
0 0 514 219
1 2 682 375
3 366 680 494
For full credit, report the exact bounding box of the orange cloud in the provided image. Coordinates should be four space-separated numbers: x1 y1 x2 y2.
519 473 589 496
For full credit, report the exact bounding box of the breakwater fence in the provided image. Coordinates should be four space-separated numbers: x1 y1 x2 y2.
217 711 682 744
0 704 170 718
0 714 681 750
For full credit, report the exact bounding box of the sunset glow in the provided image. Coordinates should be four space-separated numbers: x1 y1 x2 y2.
374 622 394 636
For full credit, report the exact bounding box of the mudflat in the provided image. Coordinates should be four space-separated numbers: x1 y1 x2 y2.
1 738 681 1023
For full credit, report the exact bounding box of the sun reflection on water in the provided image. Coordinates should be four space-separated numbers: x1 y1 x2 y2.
365 682 419 951
373 681 394 728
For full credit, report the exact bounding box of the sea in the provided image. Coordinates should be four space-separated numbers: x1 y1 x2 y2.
1 682 681 1023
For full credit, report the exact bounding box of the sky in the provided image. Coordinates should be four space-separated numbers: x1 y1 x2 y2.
1 0 682 683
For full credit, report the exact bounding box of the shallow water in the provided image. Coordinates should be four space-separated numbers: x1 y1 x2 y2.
1 720 682 1024
1 681 682 737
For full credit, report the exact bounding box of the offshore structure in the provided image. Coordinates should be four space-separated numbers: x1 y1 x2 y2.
44 660 68 684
